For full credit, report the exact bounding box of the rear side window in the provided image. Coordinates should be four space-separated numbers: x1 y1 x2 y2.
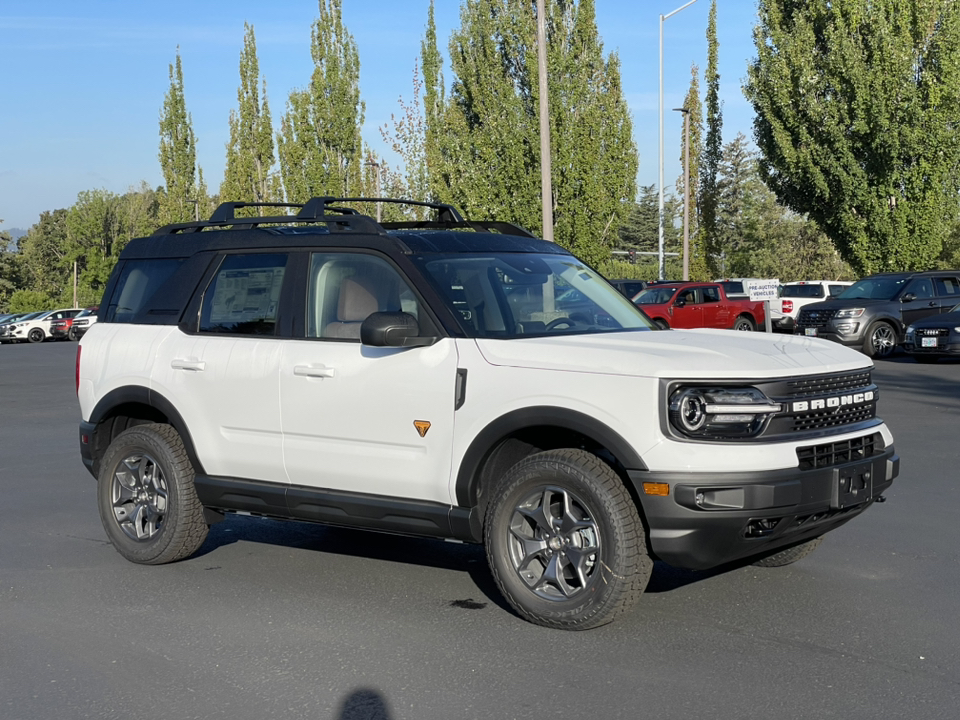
104 259 185 323
782 285 824 299
199 254 288 336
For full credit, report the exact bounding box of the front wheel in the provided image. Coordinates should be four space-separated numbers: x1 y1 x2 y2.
733 315 755 331
653 318 669 330
97 423 208 565
484 449 652 630
27 328 45 343
863 322 897 358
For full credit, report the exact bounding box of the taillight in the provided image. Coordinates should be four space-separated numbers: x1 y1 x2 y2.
76 345 82 395
782 300 793 313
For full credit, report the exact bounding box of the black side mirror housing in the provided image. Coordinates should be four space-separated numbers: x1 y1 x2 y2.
361 312 437 347
674 298 686 308
901 293 917 303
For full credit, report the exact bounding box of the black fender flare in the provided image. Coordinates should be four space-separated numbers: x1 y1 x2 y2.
88 385 206 475
454 406 647 507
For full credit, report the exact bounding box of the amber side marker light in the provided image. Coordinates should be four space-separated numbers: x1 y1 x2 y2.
642 482 670 496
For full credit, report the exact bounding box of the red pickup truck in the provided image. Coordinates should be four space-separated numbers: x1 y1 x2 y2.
633 282 765 331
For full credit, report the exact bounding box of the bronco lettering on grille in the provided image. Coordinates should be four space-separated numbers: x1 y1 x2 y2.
791 391 875 413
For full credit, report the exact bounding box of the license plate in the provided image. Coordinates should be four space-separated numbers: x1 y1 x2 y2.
832 462 873 509
804 327 818 337
921 337 938 347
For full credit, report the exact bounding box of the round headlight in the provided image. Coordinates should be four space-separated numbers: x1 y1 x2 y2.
676 390 707 433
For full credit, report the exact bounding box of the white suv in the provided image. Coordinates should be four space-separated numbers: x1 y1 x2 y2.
771 281 853 332
2 307 82 343
77 198 898 629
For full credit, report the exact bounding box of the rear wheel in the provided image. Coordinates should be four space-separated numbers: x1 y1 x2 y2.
484 449 652 630
733 315 755 332
751 536 823 568
97 423 208 565
863 321 897 358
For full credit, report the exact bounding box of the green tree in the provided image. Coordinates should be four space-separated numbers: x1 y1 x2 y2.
0 222 19 308
699 0 722 276
17 209 70 302
277 0 365 201
434 0 637 266
158 50 202 225
745 0 960 275
221 24 276 210
678 65 707 280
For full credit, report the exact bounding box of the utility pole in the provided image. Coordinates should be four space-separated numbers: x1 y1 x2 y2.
536 0 554 244
365 160 383 222
674 107 690 281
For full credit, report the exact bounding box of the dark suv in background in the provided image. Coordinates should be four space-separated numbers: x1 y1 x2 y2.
795 271 960 358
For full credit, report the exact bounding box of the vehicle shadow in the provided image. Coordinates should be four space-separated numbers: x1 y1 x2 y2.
336 688 393 720
191 513 743 607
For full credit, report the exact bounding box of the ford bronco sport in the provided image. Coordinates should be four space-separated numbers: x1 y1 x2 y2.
77 198 899 629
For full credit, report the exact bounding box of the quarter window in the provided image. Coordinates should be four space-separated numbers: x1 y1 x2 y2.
199 254 288 335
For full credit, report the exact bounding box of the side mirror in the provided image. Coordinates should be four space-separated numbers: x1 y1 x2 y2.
901 293 917 303
674 297 686 308
360 312 437 347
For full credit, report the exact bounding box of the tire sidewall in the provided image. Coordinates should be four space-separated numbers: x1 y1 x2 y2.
734 316 755 331
485 452 644 628
28 328 44 343
97 424 195 564
865 321 895 358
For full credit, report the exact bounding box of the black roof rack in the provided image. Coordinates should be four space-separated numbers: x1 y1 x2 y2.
150 196 536 240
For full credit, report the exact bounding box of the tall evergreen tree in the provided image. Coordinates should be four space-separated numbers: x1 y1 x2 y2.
435 0 636 266
677 65 707 279
222 24 276 209
700 0 722 276
745 0 960 275
421 0 448 203
158 50 202 225
277 0 364 201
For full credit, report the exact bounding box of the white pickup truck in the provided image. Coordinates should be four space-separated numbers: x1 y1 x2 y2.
771 280 852 332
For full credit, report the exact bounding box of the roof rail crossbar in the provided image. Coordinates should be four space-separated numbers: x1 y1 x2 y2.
328 197 465 223
210 202 305 223
380 220 536 239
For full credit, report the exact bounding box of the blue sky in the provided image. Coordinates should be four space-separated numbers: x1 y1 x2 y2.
0 0 760 232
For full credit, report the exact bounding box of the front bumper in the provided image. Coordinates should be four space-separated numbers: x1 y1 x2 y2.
628 445 898 570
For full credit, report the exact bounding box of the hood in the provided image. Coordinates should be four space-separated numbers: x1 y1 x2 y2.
475 328 870 379
910 310 960 328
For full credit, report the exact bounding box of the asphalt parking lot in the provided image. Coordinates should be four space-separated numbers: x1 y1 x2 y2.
1 340 958 720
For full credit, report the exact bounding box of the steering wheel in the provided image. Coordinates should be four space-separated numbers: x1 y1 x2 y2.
545 317 577 331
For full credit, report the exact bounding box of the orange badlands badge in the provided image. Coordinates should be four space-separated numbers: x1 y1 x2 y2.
413 420 431 438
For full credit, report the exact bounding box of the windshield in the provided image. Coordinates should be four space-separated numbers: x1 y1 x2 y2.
838 276 908 300
415 253 654 338
634 286 679 305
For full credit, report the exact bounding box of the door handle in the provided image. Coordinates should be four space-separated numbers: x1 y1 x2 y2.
171 358 206 371
294 365 336 378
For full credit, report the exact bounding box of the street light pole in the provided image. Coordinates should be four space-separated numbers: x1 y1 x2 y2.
658 0 698 280
536 0 555 244
674 107 690 281
364 160 382 222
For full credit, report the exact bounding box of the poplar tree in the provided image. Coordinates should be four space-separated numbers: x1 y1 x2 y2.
745 0 960 275
433 0 636 266
277 0 364 201
158 50 202 225
700 0 722 275
221 24 276 208
678 65 708 280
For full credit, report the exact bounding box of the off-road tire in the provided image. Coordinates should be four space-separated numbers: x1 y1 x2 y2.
484 448 652 630
733 315 756 332
97 423 208 565
863 321 897 359
751 536 823 568
27 328 45 343
67 327 79 341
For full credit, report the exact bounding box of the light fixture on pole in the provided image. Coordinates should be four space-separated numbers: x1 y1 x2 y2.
658 0 698 280
673 106 690 281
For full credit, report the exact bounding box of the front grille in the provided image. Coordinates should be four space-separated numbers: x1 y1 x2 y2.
797 308 837 328
916 328 949 337
797 432 883 470
792 404 876 432
784 371 872 398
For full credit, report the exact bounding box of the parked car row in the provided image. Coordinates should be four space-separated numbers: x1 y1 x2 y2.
0 307 98 343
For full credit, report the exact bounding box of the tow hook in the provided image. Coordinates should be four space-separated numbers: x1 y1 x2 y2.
875 495 887 503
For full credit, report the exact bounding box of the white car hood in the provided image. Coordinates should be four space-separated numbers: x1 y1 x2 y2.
475 328 870 379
